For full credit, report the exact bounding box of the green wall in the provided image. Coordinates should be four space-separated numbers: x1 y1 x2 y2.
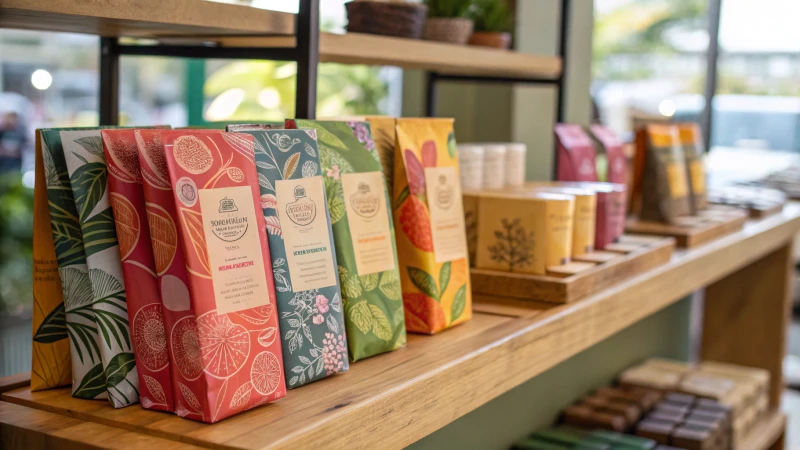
408 297 693 450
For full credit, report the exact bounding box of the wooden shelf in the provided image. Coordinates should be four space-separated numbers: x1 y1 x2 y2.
218 32 563 79
2 204 799 449
737 410 786 450
0 0 294 38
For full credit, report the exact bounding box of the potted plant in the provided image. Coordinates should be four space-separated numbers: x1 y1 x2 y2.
468 0 513 49
422 0 475 45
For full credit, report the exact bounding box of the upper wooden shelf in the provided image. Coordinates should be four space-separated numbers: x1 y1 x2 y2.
0 0 294 38
218 32 563 79
2 204 799 449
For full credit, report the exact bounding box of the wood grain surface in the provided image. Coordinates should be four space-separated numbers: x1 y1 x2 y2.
626 207 748 247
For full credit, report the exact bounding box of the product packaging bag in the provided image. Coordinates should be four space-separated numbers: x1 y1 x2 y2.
634 125 691 224
62 130 139 408
41 129 107 401
555 124 598 182
678 123 707 213
135 129 220 421
590 125 626 185
30 131 72 391
393 118 471 334
475 192 575 275
101 129 175 411
241 128 348 387
162 131 286 423
286 119 407 360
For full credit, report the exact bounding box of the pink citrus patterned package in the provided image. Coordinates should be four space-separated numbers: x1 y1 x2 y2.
160 130 287 423
101 129 175 412
136 129 222 420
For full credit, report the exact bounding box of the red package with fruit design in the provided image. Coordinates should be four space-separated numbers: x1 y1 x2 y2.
101 129 175 411
555 124 598 182
160 130 286 423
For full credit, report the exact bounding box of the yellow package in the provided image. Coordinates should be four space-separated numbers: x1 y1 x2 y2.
530 186 596 257
394 118 471 334
30 131 71 390
678 123 707 212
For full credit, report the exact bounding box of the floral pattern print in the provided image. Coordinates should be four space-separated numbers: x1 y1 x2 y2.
287 120 407 361
240 128 348 388
393 119 472 334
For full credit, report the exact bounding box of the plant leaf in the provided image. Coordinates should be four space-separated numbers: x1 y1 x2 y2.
230 381 253 409
104 352 136 388
328 195 346 224
221 133 256 164
439 262 451 297
258 327 277 347
331 293 341 312
75 136 105 158
179 383 202 412
180 208 211 276
283 152 300 179
213 378 228 422
348 301 373 334
325 314 339 334
70 161 108 223
379 270 402 301
143 375 167 405
303 142 317 157
369 304 392 341
297 121 346 150
408 267 439 301
33 303 67 343
447 132 457 158
359 273 379 292
258 173 275 191
338 266 361 299
301 160 319 178
256 161 276 170
82 207 118 258
73 362 106 399
394 186 410 211
451 284 467 322
89 268 125 301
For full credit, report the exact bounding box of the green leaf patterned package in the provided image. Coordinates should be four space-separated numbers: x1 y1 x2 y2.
240 128 349 387
62 130 138 408
40 129 106 400
286 120 407 361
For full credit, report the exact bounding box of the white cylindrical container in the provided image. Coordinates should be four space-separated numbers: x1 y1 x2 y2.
504 143 527 188
482 144 506 190
458 144 484 192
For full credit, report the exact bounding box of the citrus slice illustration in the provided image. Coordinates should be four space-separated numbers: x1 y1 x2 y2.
160 275 191 312
227 167 245 183
174 135 214 174
399 195 434 252
107 134 142 182
197 312 250 379
132 303 170 371
145 202 177 275
171 316 203 380
251 351 281 395
110 192 140 261
135 130 170 187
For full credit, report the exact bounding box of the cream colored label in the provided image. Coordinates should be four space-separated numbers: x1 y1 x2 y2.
199 185 270 315
341 172 396 276
425 167 468 263
276 176 338 291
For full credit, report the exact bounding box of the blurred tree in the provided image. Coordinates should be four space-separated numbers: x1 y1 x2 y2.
0 173 33 314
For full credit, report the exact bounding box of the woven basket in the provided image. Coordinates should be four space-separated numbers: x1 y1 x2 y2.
423 17 474 45
346 1 428 39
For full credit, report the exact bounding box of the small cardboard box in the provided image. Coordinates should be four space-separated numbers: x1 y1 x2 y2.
476 191 574 275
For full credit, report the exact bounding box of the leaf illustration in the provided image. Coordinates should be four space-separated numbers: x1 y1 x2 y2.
89 268 125 301
71 161 108 223
105 352 137 388
230 381 253 409
180 208 211 276
451 284 467 322
328 195 346 224
61 267 93 311
359 273 379 292
303 142 317 157
283 152 300 179
213 378 228 422
81 207 118 258
421 140 437 167
237 304 274 325
379 270 402 301
42 142 61 187
258 173 275 191
258 327 278 347
301 160 319 178
33 303 67 343
253 137 268 155
338 266 362 299
221 133 256 164
348 301 373 334
408 267 439 301
146 204 177 276
394 186 410 211
260 194 278 211
179 383 202 412
272 258 285 268
48 195 87 267
256 160 276 170
298 122 346 150
447 132 457 158
439 262 451 298
331 293 342 312
73 362 106 399
326 314 339 333
143 375 167 405
73 152 88 165
265 215 282 237
369 304 392 341
67 317 101 365
404 150 426 195
75 136 105 158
